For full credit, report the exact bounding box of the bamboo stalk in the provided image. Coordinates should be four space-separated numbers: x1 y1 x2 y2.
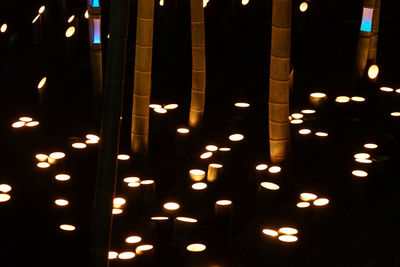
189 0 206 128
368 0 380 64
131 0 155 155
90 0 130 266
268 0 292 163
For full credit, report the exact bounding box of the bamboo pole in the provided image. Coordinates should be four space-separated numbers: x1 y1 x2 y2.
87 0 103 119
268 0 292 163
368 0 380 64
188 0 206 128
90 0 130 266
131 0 155 155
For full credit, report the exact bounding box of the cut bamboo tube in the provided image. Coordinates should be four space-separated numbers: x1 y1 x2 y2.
368 0 380 64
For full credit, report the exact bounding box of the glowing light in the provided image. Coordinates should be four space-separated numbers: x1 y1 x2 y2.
72 142 87 149
126 236 142 244
205 145 218 151
55 199 69 206
38 77 47 89
65 26 75 38
219 147 231 151
290 119 303 124
301 109 316 114
279 227 298 235
299 2 308 12
19 117 32 122
164 104 178 110
313 198 329 206
315 132 328 137
380 87 393 92
192 182 207 190
140 180 154 185
335 96 350 103
35 154 48 161
84 10 89 19
108 251 118 259
0 184 12 193
128 182 141 187
0 194 11 202
55 174 70 181
26 121 39 127
256 164 268 171
268 166 281 174
297 202 310 208
32 14 41 24
364 143 378 149
118 154 130 160
216 200 232 206
187 243 206 252
177 128 190 134
151 216 169 221
210 163 223 168
86 134 100 141
262 229 278 237
0 24 7 33
49 152 65 159
123 177 140 183
299 129 311 135
159 0 164 6
176 217 197 223
37 162 50 168
229 134 244 141
112 208 123 215
360 7 373 32
163 202 180 210
279 235 298 242
60 224 75 231
136 245 153 254
200 152 213 159
352 170 368 177
355 158 372 164
242 0 249 5
396 89 400 94
149 104 162 109
291 113 303 119
310 92 326 98
92 18 101 44
113 197 126 206
351 96 365 102
203 0 209 8
12 121 25 128
234 102 250 108
118 252 135 260
92 0 100 8
368 65 379 79
86 139 98 144
68 15 75 23
354 153 370 159
391 112 400 117
300 193 317 201
189 169 206 181
260 182 280 190
154 107 167 114
38 6 45 14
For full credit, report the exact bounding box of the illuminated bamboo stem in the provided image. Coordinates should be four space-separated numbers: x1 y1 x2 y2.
90 0 130 266
189 0 206 128
131 0 155 155
368 0 380 64
268 0 292 163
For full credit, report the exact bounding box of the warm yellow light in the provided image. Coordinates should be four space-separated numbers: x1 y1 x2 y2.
136 245 153 254
19 117 32 122
300 193 317 201
68 15 75 23
0 193 11 202
126 236 142 244
176 217 197 223
38 5 45 14
86 139 98 144
49 152 65 159
32 14 41 24
189 169 206 181
55 174 70 181
354 153 370 159
118 154 130 160
279 235 298 242
367 64 379 79
164 104 178 110
380 86 393 92
219 147 231 151
128 182 141 187
299 2 308 12
351 96 365 102
108 251 118 259
118 251 136 259
65 26 75 38
301 109 316 114
0 184 12 193
55 199 69 206
86 134 100 141
364 143 378 149
187 243 206 252
84 10 89 19
12 121 25 128
260 182 280 190
203 0 209 8
37 162 50 168
262 229 278 237
123 177 140 183
241 0 249 5
335 96 350 103
192 182 207 190
296 202 310 208
140 180 154 185
35 154 48 161
205 145 218 151
391 112 400 117
291 113 303 119
0 23 7 33
310 92 326 98
256 164 268 171
113 197 126 206
216 200 232 206
313 198 329 206
163 202 180 210
200 152 213 159
154 107 167 114
159 0 164 6
352 170 368 177
229 134 244 141
290 119 303 124
299 129 311 135
234 102 250 108
177 128 190 134
112 208 123 215
149 104 162 109
26 121 39 127
355 158 372 164
72 142 87 149
279 227 298 235
210 163 223 168
60 224 75 231
268 166 281 173
151 216 169 221
396 89 400 94
315 132 328 137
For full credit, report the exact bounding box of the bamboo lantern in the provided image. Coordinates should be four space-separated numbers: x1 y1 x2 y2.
268 0 292 163
368 0 380 65
188 0 206 128
131 0 155 155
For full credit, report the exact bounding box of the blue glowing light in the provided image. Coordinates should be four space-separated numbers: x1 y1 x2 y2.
93 19 101 44
360 7 373 32
92 0 100 7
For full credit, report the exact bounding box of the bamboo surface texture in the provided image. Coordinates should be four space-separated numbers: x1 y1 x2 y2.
131 0 154 155
189 0 206 128
368 0 380 64
269 0 292 163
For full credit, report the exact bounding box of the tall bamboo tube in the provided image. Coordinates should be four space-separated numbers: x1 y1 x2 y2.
368 0 380 64
131 0 155 155
90 0 130 266
188 0 206 128
87 0 103 118
268 0 292 163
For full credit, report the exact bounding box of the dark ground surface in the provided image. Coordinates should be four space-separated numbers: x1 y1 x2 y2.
1 0 400 266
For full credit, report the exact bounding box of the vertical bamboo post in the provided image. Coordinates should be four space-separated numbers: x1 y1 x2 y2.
268 0 292 163
188 0 206 128
90 0 130 266
131 0 155 155
368 0 380 64
87 0 103 119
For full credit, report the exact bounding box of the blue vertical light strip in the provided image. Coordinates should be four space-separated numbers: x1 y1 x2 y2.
92 0 100 7
360 7 373 32
93 19 101 44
